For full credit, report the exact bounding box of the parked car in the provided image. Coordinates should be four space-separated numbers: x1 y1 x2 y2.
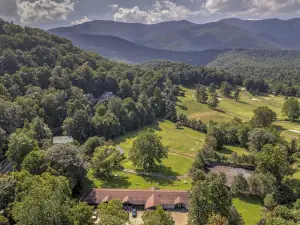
132 208 137 218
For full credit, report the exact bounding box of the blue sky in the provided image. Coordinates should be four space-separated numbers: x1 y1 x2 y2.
1 0 300 29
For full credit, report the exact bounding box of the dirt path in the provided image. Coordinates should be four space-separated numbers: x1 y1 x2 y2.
168 152 194 159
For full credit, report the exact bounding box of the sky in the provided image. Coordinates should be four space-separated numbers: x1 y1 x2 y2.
1 0 300 29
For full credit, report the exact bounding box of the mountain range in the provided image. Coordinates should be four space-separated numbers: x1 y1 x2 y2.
49 18 300 66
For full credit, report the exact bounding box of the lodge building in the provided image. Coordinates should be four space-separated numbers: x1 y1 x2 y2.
84 187 189 210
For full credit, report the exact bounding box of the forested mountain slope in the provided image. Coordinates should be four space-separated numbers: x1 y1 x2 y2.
50 18 300 52
49 20 195 45
221 18 300 49
0 18 237 144
208 49 300 85
48 19 300 67
46 31 224 65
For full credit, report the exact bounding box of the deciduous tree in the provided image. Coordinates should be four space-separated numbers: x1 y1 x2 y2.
21 150 48 175
91 146 124 178
188 174 232 225
282 98 300 122
255 144 290 181
98 199 128 225
251 106 277 127
196 85 208 103
0 175 16 210
6 132 39 169
142 205 175 225
46 144 86 189
129 130 168 172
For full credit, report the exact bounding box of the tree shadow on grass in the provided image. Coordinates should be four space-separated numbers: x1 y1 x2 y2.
113 120 163 145
177 104 188 111
235 195 262 205
238 101 249 105
100 175 131 188
81 177 96 195
218 147 234 155
155 165 180 178
177 98 182 103
274 124 287 132
214 108 226 113
141 174 175 187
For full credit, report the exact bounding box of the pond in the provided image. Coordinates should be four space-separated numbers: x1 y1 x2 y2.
208 165 253 186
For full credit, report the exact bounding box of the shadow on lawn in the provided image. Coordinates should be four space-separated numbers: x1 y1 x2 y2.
101 175 131 188
141 174 175 186
274 124 287 132
235 195 262 205
238 101 250 105
156 165 180 178
113 120 163 145
177 104 188 111
218 147 234 155
214 108 226 113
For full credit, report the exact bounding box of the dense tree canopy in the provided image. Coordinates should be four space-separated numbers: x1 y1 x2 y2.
46 144 86 189
188 174 237 225
12 172 92 225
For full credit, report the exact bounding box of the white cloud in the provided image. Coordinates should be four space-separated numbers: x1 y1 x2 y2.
16 0 75 24
112 1 203 24
203 0 300 17
71 16 91 25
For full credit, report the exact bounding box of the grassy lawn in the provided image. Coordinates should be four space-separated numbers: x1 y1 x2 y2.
123 153 193 176
219 145 250 156
84 119 197 191
114 119 206 157
233 196 264 225
85 170 192 190
178 86 300 140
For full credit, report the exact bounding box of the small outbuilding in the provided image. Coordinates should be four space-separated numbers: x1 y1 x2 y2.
53 136 74 145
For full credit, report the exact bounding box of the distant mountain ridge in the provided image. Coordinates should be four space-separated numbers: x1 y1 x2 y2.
51 31 226 65
48 18 300 66
49 18 300 51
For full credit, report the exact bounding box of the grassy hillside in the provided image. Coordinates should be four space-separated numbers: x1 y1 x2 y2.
177 86 300 140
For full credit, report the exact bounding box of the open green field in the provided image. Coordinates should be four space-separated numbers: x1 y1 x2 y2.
233 196 264 225
177 86 300 140
114 119 206 157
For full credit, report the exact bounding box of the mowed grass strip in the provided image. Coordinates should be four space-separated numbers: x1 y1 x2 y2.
233 196 264 225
